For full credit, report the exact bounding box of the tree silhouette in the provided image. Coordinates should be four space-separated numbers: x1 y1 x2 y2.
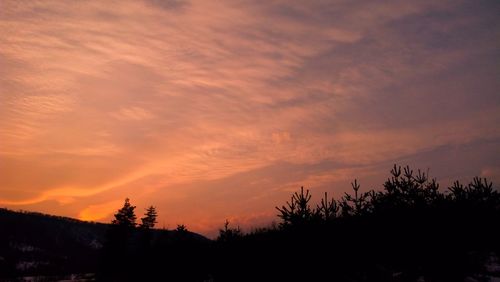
449 176 496 203
100 198 138 280
276 186 314 227
266 166 500 281
176 224 188 233
371 165 443 213
339 179 375 216
112 198 137 228
217 219 242 242
140 206 158 229
315 192 338 221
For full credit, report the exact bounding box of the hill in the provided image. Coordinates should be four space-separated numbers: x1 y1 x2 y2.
0 208 209 280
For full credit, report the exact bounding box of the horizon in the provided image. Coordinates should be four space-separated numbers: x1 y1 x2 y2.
1 0 499 237
2 167 499 240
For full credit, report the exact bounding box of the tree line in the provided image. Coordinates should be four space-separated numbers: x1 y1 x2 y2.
275 164 498 226
98 164 500 281
111 198 157 229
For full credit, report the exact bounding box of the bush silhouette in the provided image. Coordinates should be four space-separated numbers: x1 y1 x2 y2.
176 224 188 233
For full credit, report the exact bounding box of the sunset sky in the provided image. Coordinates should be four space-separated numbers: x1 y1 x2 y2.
1 0 499 236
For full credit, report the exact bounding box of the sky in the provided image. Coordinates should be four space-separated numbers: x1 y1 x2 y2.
1 0 499 237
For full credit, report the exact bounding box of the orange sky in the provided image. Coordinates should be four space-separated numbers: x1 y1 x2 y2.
1 0 499 237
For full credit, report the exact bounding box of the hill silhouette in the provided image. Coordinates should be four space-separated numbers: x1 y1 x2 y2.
0 208 208 281
1 165 499 281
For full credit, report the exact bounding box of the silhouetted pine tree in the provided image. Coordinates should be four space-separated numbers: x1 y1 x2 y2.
276 186 314 227
217 220 242 243
372 165 443 213
449 176 497 204
315 192 338 221
140 206 157 229
339 179 374 216
99 198 138 281
112 198 137 228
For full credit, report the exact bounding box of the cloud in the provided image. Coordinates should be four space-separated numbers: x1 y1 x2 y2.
0 0 499 235
79 199 124 222
144 0 189 11
481 167 500 183
110 106 155 121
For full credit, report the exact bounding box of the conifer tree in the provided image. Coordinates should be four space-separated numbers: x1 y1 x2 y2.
276 186 314 226
217 219 242 242
112 198 137 228
140 206 158 229
316 192 338 221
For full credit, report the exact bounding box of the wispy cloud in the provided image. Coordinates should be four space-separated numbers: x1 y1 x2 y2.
110 106 155 121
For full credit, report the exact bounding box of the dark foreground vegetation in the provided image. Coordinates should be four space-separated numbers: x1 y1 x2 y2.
1 165 499 281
